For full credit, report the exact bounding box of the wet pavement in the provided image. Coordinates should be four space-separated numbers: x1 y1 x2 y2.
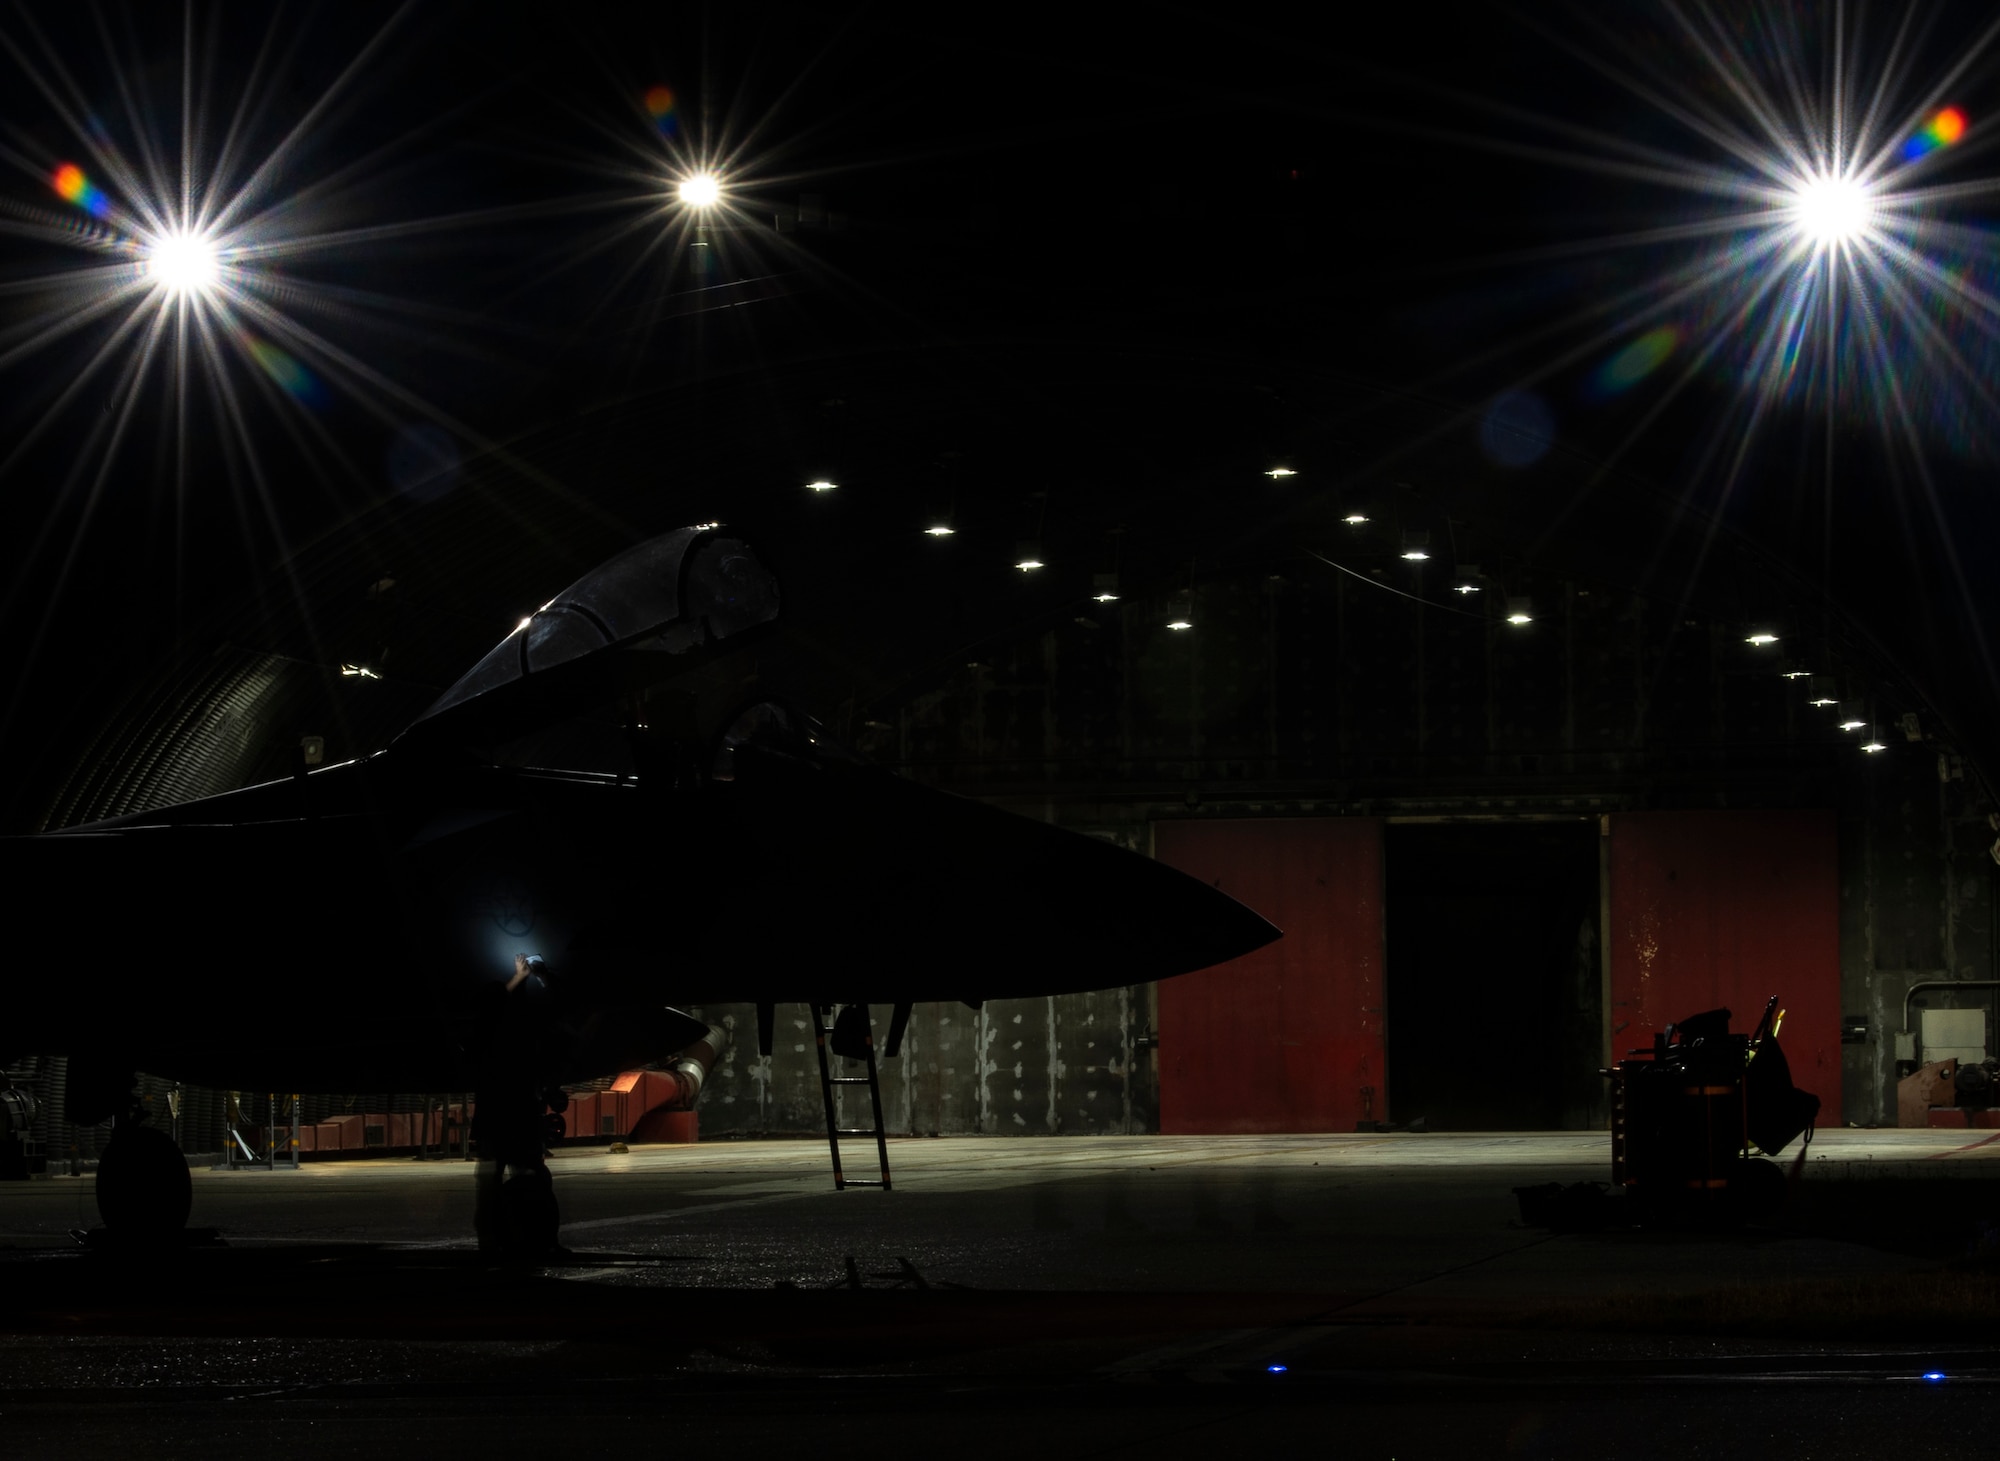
2 1131 1996 1457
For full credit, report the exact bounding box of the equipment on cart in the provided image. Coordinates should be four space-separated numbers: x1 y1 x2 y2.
1604 996 1819 1221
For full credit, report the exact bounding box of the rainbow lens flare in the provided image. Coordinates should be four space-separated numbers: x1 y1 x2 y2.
1591 325 1681 397
51 162 110 218
1902 107 1967 160
644 84 679 137
246 336 326 406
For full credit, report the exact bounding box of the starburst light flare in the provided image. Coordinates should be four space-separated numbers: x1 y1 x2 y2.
1789 173 1874 249
144 229 222 297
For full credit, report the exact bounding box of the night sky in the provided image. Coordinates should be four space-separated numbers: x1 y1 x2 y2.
5 2 2000 825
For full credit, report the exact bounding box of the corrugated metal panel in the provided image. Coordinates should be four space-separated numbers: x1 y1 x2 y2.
1607 810 1841 1125
1153 817 1386 1133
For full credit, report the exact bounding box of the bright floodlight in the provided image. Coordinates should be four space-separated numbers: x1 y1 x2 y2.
678 173 722 207
147 230 220 296
1791 174 1873 246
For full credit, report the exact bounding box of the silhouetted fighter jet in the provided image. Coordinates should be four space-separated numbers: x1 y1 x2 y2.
2 525 1279 1250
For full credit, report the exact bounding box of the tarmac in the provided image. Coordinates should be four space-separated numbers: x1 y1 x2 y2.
2 1129 1996 1458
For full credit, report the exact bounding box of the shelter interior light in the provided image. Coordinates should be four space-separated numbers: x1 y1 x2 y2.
1402 549 1430 562
924 523 955 536
1745 632 1779 646
1839 719 1866 731
1343 513 1369 526
1862 738 1887 753
1167 618 1192 631
1264 466 1297 479
805 479 837 492
1093 592 1120 602
1790 173 1874 247
1506 596 1533 625
1809 696 1838 707
678 173 722 207
146 230 220 296
1454 583 1480 595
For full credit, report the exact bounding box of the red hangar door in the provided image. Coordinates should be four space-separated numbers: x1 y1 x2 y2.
1605 810 1841 1126
1152 818 1387 1133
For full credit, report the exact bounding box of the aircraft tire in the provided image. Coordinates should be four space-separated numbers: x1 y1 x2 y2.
96 1124 193 1236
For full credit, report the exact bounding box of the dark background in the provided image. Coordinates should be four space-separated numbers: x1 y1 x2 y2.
4 1 2000 828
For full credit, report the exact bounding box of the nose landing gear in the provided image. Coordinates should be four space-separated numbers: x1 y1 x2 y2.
66 1059 193 1242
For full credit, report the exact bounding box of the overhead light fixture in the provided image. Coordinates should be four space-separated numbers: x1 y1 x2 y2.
805 479 837 492
1454 583 1480 595
1862 736 1887 753
677 172 723 207
1809 696 1838 707
1789 171 1874 249
1745 632 1779 646
1015 540 1044 571
1342 513 1368 526
1166 618 1192 631
1092 572 1120 603
339 663 380 680
1839 719 1866 731
1505 597 1533 625
1400 530 1430 562
145 228 222 298
924 522 955 536
1264 466 1298 479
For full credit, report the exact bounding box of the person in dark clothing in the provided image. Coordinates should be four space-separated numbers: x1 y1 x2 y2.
472 953 560 1255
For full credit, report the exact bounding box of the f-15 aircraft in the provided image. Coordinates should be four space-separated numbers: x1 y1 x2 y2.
2 525 1279 1252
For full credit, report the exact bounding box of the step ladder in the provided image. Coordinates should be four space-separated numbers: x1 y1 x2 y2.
809 1003 891 1190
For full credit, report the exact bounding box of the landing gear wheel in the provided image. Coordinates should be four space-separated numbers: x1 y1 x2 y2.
498 1166 560 1257
96 1124 193 1236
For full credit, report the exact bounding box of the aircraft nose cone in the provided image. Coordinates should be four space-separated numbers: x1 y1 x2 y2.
692 751 1279 999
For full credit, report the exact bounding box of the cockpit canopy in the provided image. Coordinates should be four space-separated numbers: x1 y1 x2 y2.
404 526 779 748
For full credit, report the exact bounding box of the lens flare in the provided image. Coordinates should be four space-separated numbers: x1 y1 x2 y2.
644 84 680 137
1902 107 1967 160
1590 325 1681 397
245 336 326 407
50 162 110 218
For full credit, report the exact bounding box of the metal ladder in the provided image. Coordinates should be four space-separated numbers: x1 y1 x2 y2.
809 1003 892 1190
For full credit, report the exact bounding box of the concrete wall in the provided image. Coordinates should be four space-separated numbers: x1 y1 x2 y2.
686 989 1157 1138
